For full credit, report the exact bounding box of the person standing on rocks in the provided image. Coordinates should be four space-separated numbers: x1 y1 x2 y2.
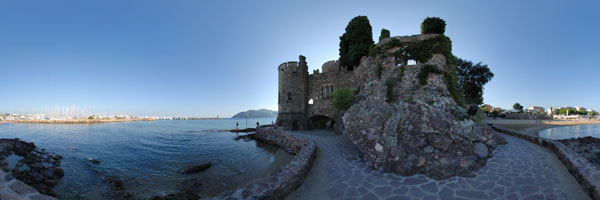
256 121 259 128
236 122 239 130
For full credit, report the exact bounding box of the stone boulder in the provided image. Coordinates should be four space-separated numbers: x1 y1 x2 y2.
343 56 499 180
180 162 212 174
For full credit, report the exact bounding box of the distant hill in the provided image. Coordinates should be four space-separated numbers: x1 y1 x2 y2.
231 109 278 118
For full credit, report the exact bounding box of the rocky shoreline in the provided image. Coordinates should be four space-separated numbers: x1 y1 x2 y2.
0 138 64 198
559 137 600 169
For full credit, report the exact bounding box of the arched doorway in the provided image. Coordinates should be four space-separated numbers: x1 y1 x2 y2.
309 115 335 129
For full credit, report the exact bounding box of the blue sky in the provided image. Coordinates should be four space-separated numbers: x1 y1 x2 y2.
1 0 599 117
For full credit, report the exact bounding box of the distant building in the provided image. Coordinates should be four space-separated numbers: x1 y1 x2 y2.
575 106 587 112
481 104 493 113
526 106 545 114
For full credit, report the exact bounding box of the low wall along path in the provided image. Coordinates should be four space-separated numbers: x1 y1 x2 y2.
490 124 600 199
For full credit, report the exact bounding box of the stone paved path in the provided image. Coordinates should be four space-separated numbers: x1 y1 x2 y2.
286 130 590 200
0 170 56 200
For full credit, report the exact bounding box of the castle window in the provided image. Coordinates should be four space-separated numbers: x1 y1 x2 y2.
287 92 292 101
293 71 297 76
308 99 313 105
407 59 417 65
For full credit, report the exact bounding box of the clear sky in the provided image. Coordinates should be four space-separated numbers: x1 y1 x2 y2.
1 0 599 117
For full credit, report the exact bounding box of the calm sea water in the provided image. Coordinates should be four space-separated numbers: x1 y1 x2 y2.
538 124 600 140
0 118 292 199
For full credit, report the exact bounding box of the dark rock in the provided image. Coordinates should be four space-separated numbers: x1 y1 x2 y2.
52 168 64 178
428 134 453 151
0 138 63 196
493 132 508 145
559 136 600 168
473 143 489 159
180 162 212 174
104 176 125 191
467 105 479 116
88 158 101 164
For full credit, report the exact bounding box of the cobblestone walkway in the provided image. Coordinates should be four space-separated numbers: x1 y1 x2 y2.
0 170 56 200
287 130 590 200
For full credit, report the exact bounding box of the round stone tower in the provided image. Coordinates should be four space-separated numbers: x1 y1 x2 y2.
276 55 309 130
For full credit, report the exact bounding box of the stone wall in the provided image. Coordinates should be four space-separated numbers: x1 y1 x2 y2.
207 127 317 200
490 125 600 199
307 69 356 133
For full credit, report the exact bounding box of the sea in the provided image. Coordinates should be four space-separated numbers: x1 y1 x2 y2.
538 124 600 140
0 118 293 199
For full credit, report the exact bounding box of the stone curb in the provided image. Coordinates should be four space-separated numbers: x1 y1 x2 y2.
489 124 600 200
206 127 317 199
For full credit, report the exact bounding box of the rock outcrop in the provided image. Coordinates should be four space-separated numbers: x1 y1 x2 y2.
0 138 63 196
343 39 500 179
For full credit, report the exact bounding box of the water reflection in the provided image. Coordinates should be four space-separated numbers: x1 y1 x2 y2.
0 119 292 199
538 124 600 140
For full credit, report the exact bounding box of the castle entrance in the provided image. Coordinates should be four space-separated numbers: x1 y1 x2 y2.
309 115 335 129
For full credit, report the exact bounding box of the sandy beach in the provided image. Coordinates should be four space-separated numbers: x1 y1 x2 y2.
485 119 600 136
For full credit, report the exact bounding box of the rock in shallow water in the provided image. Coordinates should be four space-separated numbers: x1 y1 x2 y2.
180 161 212 174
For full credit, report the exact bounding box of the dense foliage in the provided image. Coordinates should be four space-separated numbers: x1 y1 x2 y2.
444 66 465 107
379 29 390 42
339 16 374 70
421 17 446 34
559 108 577 115
513 103 523 112
418 64 441 85
456 58 494 105
382 35 452 65
385 79 395 103
331 88 355 111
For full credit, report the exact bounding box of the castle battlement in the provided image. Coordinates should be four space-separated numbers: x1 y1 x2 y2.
278 61 299 69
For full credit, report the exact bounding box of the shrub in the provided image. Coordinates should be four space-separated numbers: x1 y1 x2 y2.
384 35 452 65
376 62 383 79
379 29 390 42
513 103 523 112
369 44 378 57
331 88 355 111
444 66 465 107
456 58 494 105
421 17 446 34
88 116 94 120
418 64 441 85
385 79 395 103
339 16 374 70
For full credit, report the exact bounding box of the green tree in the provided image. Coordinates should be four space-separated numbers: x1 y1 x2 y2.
379 28 390 42
88 116 94 120
456 58 494 105
513 103 523 112
339 16 374 70
421 17 446 34
331 88 355 111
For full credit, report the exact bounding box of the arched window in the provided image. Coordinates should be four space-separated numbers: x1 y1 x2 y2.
287 92 292 100
308 99 314 105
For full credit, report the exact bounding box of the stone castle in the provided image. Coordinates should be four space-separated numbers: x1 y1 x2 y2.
276 55 355 132
276 34 441 132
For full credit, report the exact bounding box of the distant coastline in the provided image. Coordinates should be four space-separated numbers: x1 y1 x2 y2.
0 118 157 124
232 109 277 119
